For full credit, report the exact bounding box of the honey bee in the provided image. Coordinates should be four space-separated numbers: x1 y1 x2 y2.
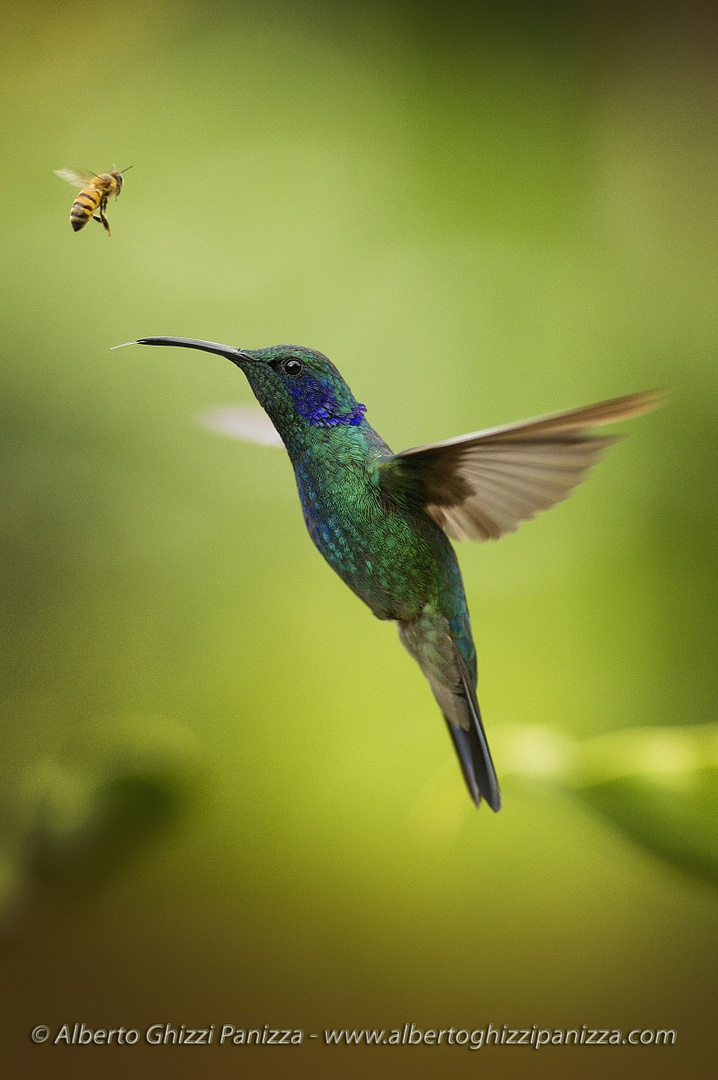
54 166 132 235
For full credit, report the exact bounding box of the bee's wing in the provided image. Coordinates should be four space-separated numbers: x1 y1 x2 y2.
195 405 284 448
54 168 95 189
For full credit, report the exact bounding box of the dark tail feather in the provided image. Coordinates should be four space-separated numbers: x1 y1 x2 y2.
398 619 501 811
447 649 501 811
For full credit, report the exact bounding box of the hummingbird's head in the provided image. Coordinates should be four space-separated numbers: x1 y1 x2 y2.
129 338 366 448
238 345 366 432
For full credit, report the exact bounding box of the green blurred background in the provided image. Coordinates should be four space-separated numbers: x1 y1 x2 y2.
1 1 716 1076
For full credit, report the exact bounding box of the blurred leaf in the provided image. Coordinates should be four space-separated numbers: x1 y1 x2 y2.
570 726 718 888
497 722 718 887
16 714 203 895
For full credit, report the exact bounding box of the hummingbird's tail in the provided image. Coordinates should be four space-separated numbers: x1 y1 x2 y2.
398 609 501 811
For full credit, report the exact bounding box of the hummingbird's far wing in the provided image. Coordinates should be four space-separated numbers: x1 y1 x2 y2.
195 405 284 448
378 390 663 542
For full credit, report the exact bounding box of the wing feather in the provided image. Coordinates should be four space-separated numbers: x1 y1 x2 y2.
195 405 284 447
379 390 664 542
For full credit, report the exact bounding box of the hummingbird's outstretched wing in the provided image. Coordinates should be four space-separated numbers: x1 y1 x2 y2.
379 390 663 542
196 405 284 447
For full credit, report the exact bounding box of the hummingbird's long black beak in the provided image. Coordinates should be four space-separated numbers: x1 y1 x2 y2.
113 337 255 365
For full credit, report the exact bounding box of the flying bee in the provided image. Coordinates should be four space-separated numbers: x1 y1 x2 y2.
54 166 132 235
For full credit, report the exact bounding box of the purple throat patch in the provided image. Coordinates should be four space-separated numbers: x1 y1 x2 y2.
288 377 367 428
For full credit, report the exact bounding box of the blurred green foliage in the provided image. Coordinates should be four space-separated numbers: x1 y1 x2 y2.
576 729 718 888
0 716 202 923
22 716 202 889
493 723 718 887
1 1 717 1077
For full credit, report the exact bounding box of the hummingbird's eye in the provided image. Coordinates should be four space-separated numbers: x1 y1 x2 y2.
281 358 304 377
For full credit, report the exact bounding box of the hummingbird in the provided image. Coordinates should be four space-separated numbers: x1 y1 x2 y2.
121 335 662 811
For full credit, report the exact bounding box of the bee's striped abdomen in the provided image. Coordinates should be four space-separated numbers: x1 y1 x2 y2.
70 186 102 231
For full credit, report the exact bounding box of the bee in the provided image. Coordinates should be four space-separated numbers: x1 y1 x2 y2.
54 166 132 235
